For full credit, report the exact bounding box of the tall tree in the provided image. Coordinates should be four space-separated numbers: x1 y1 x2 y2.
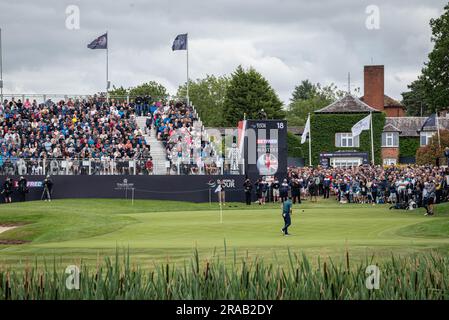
129 81 169 101
177 75 229 127
290 80 318 102
222 66 285 126
287 82 345 126
422 4 449 111
403 4 449 112
108 86 128 100
416 129 449 165
401 77 432 116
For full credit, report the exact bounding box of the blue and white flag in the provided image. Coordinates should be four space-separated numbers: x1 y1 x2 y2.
87 33 108 49
172 34 188 51
421 113 437 130
351 114 371 137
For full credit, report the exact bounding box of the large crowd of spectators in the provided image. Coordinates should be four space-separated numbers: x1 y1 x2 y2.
0 96 223 175
148 101 220 175
247 165 449 215
0 97 151 175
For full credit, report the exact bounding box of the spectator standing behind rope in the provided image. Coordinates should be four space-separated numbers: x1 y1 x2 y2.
243 178 252 205
323 174 332 199
272 177 280 203
291 177 301 204
280 179 289 203
17 176 28 202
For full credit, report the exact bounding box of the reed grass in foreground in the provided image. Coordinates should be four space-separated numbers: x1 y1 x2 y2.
1 250 449 300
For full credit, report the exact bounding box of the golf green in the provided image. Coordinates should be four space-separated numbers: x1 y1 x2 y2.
0 199 448 269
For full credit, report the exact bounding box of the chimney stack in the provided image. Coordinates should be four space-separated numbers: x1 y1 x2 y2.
364 65 384 111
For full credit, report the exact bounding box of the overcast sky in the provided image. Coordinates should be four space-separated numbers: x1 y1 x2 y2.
0 0 446 104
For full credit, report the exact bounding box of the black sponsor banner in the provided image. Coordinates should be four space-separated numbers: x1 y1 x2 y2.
3 175 246 203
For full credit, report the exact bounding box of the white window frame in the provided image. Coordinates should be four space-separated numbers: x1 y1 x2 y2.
335 133 359 148
382 132 399 147
383 158 397 166
420 131 435 146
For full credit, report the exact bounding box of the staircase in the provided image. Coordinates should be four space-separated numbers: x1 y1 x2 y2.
135 116 167 175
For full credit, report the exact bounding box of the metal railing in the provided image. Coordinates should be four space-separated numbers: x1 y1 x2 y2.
0 158 244 176
0 94 180 104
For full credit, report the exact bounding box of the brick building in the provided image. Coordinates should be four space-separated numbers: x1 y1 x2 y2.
307 65 449 167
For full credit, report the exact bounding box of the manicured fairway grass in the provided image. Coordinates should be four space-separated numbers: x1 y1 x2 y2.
0 198 448 269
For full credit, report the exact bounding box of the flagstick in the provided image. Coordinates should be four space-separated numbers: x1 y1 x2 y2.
370 111 375 165
186 33 189 106
308 113 312 167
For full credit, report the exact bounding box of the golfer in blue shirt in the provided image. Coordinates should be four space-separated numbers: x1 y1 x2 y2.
281 196 293 236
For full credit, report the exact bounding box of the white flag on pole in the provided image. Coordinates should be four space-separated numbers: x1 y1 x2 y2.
301 114 310 144
351 114 371 137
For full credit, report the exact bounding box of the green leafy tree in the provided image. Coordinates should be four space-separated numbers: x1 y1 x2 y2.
402 77 432 116
416 130 449 165
290 80 318 102
222 66 285 126
129 81 169 101
287 82 345 126
403 4 449 112
108 81 169 101
108 86 128 100
177 75 229 127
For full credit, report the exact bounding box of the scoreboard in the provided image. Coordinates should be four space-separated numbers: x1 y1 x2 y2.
239 119 288 179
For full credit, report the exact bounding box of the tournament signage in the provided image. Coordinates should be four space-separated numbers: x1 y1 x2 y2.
239 120 287 179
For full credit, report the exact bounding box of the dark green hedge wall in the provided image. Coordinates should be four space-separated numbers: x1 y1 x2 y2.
287 132 308 163
399 136 420 158
309 113 386 166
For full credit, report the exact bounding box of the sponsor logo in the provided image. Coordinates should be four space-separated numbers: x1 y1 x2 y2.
207 180 217 188
206 179 236 189
12 181 42 188
116 179 134 190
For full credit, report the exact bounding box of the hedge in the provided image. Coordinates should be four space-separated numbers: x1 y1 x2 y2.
399 137 420 158
309 113 386 166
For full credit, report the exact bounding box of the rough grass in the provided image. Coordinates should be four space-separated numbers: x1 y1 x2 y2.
1 249 449 300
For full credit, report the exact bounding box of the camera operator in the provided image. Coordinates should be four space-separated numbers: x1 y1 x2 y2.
42 175 54 202
1 177 13 203
17 176 29 202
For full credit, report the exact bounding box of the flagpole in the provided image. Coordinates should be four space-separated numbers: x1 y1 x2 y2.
186 33 189 106
308 113 312 167
436 112 441 148
106 31 109 103
370 111 375 165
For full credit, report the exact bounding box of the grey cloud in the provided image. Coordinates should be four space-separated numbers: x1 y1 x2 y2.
0 0 447 103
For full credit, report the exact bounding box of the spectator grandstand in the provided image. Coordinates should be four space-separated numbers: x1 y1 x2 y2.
0 95 224 176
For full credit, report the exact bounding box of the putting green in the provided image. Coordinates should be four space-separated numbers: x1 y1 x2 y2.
0 199 448 268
